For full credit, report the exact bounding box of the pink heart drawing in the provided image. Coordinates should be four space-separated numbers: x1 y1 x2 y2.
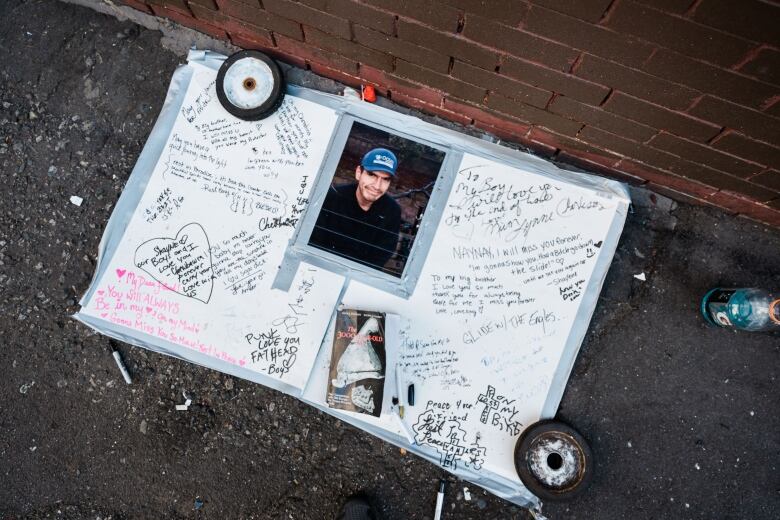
146 307 154 314
96 290 105 296
134 223 214 304
100 313 108 319
238 359 247 367
116 268 127 279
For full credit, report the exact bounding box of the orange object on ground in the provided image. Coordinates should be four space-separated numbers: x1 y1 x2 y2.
362 85 376 102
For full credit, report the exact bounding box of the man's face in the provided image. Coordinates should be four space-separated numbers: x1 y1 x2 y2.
355 166 392 208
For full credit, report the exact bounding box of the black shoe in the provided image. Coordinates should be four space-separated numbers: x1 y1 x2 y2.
336 495 376 520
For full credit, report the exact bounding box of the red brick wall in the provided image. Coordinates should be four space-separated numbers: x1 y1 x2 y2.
124 0 780 227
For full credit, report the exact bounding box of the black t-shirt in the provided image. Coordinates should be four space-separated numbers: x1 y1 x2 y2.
310 183 401 270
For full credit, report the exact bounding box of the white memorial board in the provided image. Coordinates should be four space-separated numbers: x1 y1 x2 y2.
76 51 630 508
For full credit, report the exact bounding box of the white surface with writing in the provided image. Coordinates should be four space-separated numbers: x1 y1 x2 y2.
79 63 343 390
315 153 625 481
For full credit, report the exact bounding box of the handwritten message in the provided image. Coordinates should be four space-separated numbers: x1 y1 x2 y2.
274 100 313 159
412 401 486 471
90 268 244 366
134 223 214 303
210 230 271 295
445 166 609 243
143 188 185 224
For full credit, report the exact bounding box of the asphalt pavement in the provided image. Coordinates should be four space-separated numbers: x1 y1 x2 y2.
1 1 778 519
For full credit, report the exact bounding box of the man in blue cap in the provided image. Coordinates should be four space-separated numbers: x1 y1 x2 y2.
310 147 402 271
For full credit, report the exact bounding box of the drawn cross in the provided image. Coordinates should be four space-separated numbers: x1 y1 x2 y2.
477 385 500 424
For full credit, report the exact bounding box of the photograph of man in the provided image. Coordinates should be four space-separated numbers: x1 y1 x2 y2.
309 148 402 271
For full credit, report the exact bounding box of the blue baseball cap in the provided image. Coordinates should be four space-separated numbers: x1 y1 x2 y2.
361 148 398 176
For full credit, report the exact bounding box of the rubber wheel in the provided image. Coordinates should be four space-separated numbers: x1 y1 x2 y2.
216 50 285 121
514 420 594 501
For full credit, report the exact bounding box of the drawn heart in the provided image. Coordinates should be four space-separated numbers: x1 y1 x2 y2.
134 222 214 304
116 268 127 279
238 359 247 367
146 307 154 314
97 290 105 296
593 240 603 248
100 313 108 319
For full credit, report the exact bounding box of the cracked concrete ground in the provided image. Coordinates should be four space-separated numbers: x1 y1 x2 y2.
1 1 778 519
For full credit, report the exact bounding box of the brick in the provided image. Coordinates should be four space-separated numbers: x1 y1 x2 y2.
738 48 780 86
308 63 363 89
529 0 613 23
264 0 349 39
451 61 551 108
188 0 217 9
392 89 447 113
391 91 474 126
149 0 189 14
712 132 780 170
395 60 487 103
359 65 443 106
692 0 780 47
448 0 528 25
645 183 726 210
648 133 763 178
304 27 394 71
577 55 699 110
262 45 308 69
474 120 534 146
150 5 230 40
363 0 461 32
766 100 780 118
737 205 780 229
397 20 500 70
216 1 303 39
120 0 154 14
445 97 524 128
527 127 626 165
607 1 754 67
275 33 359 73
190 3 273 44
580 126 775 198
688 96 780 145
486 93 583 135
643 49 777 110
520 128 559 157
462 14 578 71
524 6 654 67
603 92 721 142
359 65 415 92
556 151 639 184
325 0 394 35
502 56 609 105
706 192 780 226
299 0 327 9
444 97 534 138
749 170 780 191
230 30 278 53
617 159 721 199
632 0 695 14
549 96 657 142
353 26 450 75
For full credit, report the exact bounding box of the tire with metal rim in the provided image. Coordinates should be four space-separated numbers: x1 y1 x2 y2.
216 50 285 121
514 420 594 501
